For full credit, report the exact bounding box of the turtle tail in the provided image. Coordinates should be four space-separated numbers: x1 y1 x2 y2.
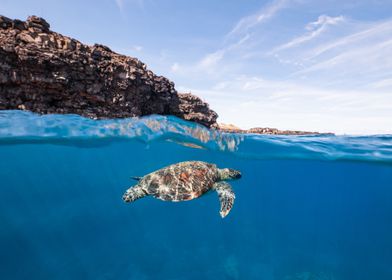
122 185 148 203
130 176 142 181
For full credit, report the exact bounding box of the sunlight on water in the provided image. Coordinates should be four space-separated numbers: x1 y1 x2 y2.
1 110 392 163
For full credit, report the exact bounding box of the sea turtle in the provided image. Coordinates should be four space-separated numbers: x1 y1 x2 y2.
122 161 242 218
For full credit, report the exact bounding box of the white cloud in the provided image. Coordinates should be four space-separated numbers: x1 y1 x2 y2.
293 34 392 82
131 45 143 52
306 15 345 31
170 62 180 73
198 50 225 69
191 0 289 74
197 34 250 71
227 0 290 39
271 15 345 54
188 76 392 134
303 19 392 61
371 78 392 89
259 17 392 90
193 0 292 74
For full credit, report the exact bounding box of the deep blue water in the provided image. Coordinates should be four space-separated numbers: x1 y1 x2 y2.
1 111 392 279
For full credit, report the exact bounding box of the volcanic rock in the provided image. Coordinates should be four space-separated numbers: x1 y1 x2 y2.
0 15 218 127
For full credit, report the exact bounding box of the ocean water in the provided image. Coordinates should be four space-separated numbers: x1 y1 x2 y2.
0 110 391 280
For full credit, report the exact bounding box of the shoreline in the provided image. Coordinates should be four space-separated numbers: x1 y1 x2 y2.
216 123 334 136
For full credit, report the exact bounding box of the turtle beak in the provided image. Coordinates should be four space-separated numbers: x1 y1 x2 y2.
229 169 241 179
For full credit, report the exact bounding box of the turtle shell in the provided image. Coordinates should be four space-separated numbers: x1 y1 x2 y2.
140 161 219 201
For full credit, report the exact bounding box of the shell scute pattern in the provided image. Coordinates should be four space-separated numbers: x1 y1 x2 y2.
122 160 242 218
142 161 219 201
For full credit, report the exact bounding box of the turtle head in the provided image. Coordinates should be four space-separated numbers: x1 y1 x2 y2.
219 168 242 181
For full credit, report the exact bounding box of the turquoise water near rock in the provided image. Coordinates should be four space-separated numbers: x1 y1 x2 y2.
1 110 392 279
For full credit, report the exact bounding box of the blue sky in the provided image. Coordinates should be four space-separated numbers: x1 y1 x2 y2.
3 0 392 134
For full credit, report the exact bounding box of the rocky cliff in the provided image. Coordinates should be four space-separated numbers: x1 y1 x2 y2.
0 15 218 127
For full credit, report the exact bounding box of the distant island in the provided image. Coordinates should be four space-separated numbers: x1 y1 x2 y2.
0 15 329 135
216 123 333 135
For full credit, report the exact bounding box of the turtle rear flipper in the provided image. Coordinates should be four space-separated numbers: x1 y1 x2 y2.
123 185 148 202
213 182 235 218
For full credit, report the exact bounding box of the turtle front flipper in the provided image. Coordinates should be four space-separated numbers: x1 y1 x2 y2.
123 185 148 203
213 182 236 218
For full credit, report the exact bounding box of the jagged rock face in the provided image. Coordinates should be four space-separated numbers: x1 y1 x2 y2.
177 93 218 128
0 15 218 127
